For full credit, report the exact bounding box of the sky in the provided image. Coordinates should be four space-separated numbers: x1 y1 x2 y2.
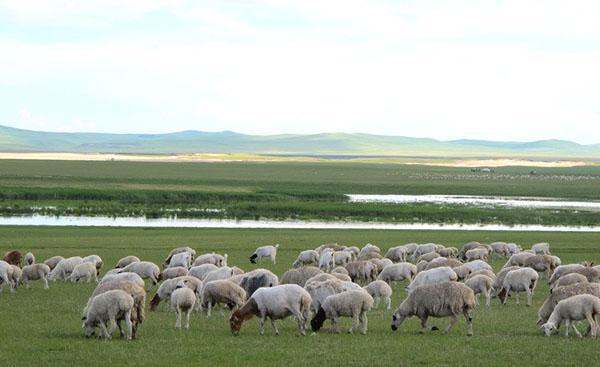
1 0 599 143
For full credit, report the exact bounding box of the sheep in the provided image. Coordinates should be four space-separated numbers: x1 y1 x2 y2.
281 266 321 287
332 273 352 282
99 272 145 288
532 242 551 255
44 256 64 270
83 289 134 340
464 275 494 307
333 250 353 266
417 252 441 263
121 261 160 285
549 264 586 285
506 243 522 255
541 294 600 337
200 279 247 317
537 283 600 325
500 267 539 306
377 263 416 284
83 255 103 275
193 253 228 267
467 269 496 282
160 266 188 281
23 252 35 266
551 273 588 292
203 266 241 283
171 285 197 329
370 258 393 273
318 249 335 271
504 252 536 268
391 282 475 336
3 250 22 266
412 243 437 260
406 267 458 294
304 279 345 312
345 261 378 284
458 241 483 259
238 268 279 298
0 260 14 294
70 262 98 283
249 244 279 264
164 246 196 267
346 246 360 260
48 256 83 281
363 280 392 309
524 255 559 279
385 246 408 262
314 243 345 254
188 264 218 281
115 255 140 269
358 243 381 259
465 248 489 262
425 258 463 271
571 267 600 283
20 263 51 289
490 242 511 258
293 250 319 267
305 273 340 289
331 266 349 275
492 266 521 299
358 252 382 261
229 284 312 336
168 252 192 269
9 265 22 289
311 290 374 334
451 265 472 281
82 280 146 338
149 276 202 311
463 260 493 273
437 247 459 258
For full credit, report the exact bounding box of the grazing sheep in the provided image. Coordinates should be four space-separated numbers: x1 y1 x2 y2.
164 246 196 267
193 253 228 267
463 260 493 273
500 267 539 306
121 261 160 285
229 284 312 336
99 272 145 288
377 263 416 284
160 266 188 281
249 244 279 264
425 258 463 271
358 252 382 261
333 250 353 266
549 264 586 285
504 252 536 268
21 263 51 289
201 280 247 317
537 283 600 325
305 273 340 288
490 242 511 258
524 255 559 279
464 275 494 307
23 252 35 266
391 282 475 336
3 250 22 266
370 258 392 273
541 294 600 337
83 289 134 340
551 273 588 292
318 249 335 271
465 248 489 262
311 290 374 334
188 264 218 281
458 241 483 260
358 243 381 260
83 255 103 275
44 256 64 270
363 280 392 309
506 243 521 255
0 260 14 294
115 255 140 269
417 252 441 263
9 265 22 289
451 265 472 281
171 285 197 329
203 266 241 283
48 256 83 281
168 252 192 269
467 269 496 282
406 267 458 294
304 279 345 312
70 262 98 283
293 250 319 267
315 243 345 255
532 242 551 255
238 268 279 298
345 261 378 284
346 246 360 260
281 266 321 287
492 266 521 299
149 276 202 311
437 247 459 258
571 267 600 283
385 246 408 262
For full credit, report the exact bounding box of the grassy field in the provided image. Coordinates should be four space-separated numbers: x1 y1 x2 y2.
1 159 600 226
1 226 600 366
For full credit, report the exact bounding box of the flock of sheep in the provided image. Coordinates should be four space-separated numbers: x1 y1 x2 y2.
2 241 600 339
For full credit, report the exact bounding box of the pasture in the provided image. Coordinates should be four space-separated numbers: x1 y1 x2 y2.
1 226 599 366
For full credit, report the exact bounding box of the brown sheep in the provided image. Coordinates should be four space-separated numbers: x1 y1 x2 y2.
3 250 22 266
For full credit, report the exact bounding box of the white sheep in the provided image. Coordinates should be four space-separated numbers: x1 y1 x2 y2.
541 294 600 337
377 262 416 284
250 244 279 264
121 261 160 285
99 272 145 288
412 243 437 262
363 280 392 309
310 290 374 334
345 261 378 284
280 266 322 287
358 243 381 259
48 256 83 281
203 266 242 283
43 256 64 270
549 264 586 285
304 279 345 312
164 246 196 267
318 249 335 271
200 279 247 317
193 253 228 267
70 262 98 283
168 252 192 269
83 289 134 340
463 260 493 272
532 242 551 255
465 248 489 262
293 250 319 267
0 260 14 294
501 267 539 306
9 265 22 289
384 246 408 262
333 250 353 266
171 285 197 329
149 276 202 311
188 264 218 281
331 266 349 275
160 266 189 281
21 263 51 289
115 255 140 269
24 252 35 265
406 266 458 294
503 252 536 268
551 273 588 291
83 255 103 274
464 274 494 307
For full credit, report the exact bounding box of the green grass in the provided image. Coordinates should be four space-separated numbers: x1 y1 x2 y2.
1 226 600 366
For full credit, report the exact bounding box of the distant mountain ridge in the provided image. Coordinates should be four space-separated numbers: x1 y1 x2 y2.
1 125 599 158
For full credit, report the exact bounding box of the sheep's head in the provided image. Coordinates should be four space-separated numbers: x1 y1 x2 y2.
390 312 405 331
540 322 557 336
82 318 96 338
310 307 327 332
229 311 243 336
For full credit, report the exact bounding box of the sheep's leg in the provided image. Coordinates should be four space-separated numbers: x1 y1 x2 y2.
99 322 111 340
385 296 391 310
586 314 597 338
526 289 533 307
124 310 132 340
259 314 266 335
116 319 124 337
444 315 458 334
572 322 583 338
359 311 368 335
565 320 570 337
332 318 340 333
207 302 212 317
485 289 491 307
350 312 359 334
515 291 520 305
419 316 429 333
175 307 182 328
42 277 49 289
185 308 191 329
474 294 480 306
374 298 380 308
502 287 509 305
463 308 473 336
270 318 279 335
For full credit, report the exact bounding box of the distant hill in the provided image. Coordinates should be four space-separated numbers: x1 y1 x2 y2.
1 125 600 158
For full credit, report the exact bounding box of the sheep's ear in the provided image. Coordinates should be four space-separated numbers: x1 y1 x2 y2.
82 316 87 321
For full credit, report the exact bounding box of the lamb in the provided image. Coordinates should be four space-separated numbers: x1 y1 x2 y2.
249 244 279 264
149 276 202 311
99 272 145 288
20 263 51 289
164 246 196 267
3 250 22 266
0 260 14 294
532 242 551 255
193 253 228 267
83 255 103 275
188 264 218 281
48 256 83 281
121 261 161 285
70 262 98 283
548 264 586 285
377 263 416 284
318 249 335 271
363 280 392 309
168 252 192 269
24 252 35 266
541 294 600 337
115 255 140 269
229 284 312 336
171 285 197 329
345 261 378 284
238 268 279 298
537 283 600 325
200 279 247 317
465 248 489 262
464 275 494 307
391 282 475 336
293 250 319 267
406 267 458 294
9 265 22 289
333 250 353 266
551 273 588 292
160 266 189 281
281 266 321 287
493 266 521 299
311 290 374 334
44 256 64 270
500 267 539 306
83 289 134 340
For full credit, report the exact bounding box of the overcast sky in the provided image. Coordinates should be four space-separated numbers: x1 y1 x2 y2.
1 1 599 143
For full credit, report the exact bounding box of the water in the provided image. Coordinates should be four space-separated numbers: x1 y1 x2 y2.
1 215 599 232
347 194 600 210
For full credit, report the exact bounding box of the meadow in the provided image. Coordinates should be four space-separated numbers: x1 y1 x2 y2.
1 226 600 367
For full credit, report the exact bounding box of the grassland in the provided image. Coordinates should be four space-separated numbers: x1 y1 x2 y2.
1 226 600 367
1 159 600 226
